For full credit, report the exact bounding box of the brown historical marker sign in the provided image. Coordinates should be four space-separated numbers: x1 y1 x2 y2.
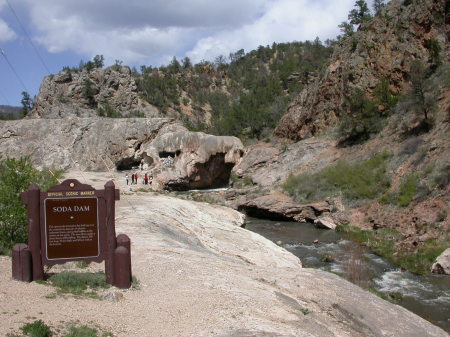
44 197 99 260
39 180 108 266
17 179 131 288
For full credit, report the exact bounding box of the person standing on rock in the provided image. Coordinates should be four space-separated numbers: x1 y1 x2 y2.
131 173 135 185
126 174 129 185
135 172 139 184
144 173 149 185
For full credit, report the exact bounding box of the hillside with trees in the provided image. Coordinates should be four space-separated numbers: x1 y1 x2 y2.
137 40 333 139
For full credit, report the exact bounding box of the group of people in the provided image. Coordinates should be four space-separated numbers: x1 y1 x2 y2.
126 172 152 185
125 156 175 186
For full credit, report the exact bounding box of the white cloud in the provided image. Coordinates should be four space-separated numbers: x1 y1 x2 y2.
0 0 17 42
18 0 356 66
0 19 16 42
187 0 355 63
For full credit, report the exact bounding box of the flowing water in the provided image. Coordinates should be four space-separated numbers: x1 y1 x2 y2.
245 218 450 332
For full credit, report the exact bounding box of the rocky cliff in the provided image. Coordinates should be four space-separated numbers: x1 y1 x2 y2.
0 117 244 190
274 0 449 140
226 0 450 275
31 66 159 119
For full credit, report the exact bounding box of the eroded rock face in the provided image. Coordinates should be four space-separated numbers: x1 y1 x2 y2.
0 118 244 190
0 117 173 170
233 138 338 187
227 190 346 225
140 131 244 190
31 66 159 119
274 0 449 140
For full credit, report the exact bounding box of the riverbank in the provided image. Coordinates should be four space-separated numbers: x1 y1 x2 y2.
335 224 450 275
246 218 450 332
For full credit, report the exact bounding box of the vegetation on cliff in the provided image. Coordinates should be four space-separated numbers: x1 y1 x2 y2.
136 40 333 139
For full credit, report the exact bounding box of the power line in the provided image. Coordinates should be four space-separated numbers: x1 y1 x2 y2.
6 0 51 74
1 48 29 92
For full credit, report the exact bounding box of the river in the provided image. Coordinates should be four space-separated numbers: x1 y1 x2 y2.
245 218 450 332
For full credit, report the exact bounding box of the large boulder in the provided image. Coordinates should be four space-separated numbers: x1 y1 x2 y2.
431 248 450 274
230 191 332 223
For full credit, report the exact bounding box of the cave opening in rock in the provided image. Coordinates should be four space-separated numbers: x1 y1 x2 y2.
116 157 142 171
159 150 181 158
163 153 235 191
141 153 154 168
187 153 234 190
237 206 293 222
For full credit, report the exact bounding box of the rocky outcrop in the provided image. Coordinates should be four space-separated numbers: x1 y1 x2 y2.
0 118 243 189
431 248 450 274
236 192 329 222
274 0 449 140
31 66 159 118
0 117 172 170
227 190 349 226
141 130 244 190
233 138 338 187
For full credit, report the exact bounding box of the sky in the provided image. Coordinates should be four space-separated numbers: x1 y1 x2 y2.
0 0 364 107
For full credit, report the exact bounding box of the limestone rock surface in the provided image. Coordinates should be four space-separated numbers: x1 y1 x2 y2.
0 118 243 190
142 130 244 190
0 117 172 170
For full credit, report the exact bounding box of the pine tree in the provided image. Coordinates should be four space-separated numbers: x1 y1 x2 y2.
373 0 386 16
348 0 372 27
410 61 429 120
20 91 32 117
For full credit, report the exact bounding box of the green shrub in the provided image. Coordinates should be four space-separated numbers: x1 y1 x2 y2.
432 164 450 189
397 173 419 207
283 152 390 203
48 271 109 296
81 79 97 108
424 39 441 66
75 261 90 269
373 77 398 111
380 168 439 207
0 157 62 252
338 88 385 146
21 320 52 337
11 321 113 337
64 326 98 337
97 105 122 118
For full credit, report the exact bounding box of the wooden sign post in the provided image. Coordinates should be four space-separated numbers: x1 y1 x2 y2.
13 179 132 289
